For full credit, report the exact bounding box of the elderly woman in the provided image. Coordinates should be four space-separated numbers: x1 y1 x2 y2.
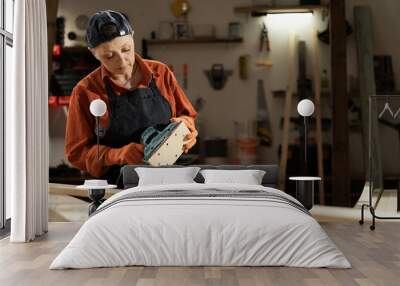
65 10 198 184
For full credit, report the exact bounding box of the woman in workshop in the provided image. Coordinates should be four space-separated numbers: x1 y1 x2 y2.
65 10 198 184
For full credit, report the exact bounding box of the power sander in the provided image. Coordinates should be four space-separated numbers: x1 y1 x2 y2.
141 122 190 166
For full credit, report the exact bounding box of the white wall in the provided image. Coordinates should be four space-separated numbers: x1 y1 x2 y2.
50 0 400 177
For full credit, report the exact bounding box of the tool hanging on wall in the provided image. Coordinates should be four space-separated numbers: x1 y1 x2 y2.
67 32 85 43
279 31 296 191
259 22 270 52
239 55 249 80
374 55 395 93
142 39 151 59
318 21 353 44
255 60 273 68
256 79 273 146
204 64 233 90
170 0 191 18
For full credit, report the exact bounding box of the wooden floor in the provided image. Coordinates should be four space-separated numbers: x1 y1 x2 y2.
1 222 400 286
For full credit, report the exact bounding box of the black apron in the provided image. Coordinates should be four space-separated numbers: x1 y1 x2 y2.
97 77 172 186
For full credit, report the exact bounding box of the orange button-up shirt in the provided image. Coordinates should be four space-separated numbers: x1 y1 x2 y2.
65 53 197 177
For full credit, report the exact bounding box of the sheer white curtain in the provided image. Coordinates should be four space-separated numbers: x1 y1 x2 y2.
8 0 49 242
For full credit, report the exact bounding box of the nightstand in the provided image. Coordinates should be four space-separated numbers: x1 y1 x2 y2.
77 183 117 215
289 176 321 210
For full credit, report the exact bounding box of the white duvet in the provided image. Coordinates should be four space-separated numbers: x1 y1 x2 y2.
50 183 351 269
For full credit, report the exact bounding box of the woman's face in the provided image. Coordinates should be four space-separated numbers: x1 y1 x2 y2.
90 35 135 76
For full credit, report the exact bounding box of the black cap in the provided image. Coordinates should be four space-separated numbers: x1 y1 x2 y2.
86 10 133 48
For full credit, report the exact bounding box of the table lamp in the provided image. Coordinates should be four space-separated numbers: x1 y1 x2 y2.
297 99 315 168
89 99 107 160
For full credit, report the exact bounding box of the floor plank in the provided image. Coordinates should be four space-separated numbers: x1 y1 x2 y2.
1 222 400 286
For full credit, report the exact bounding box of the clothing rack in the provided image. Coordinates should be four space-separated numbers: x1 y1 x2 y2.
359 95 400 230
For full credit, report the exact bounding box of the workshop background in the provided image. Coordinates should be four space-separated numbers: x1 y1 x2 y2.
48 0 400 206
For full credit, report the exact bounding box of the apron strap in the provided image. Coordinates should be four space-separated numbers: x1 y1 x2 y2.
148 77 158 91
105 76 158 98
104 78 116 99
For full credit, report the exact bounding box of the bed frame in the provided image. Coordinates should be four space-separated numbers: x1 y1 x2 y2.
121 165 279 189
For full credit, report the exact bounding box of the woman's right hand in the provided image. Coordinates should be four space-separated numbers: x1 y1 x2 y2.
106 142 144 165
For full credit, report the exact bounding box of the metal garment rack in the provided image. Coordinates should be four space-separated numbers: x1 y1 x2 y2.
359 95 400 230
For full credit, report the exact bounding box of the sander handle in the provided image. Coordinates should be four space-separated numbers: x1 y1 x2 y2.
141 126 159 145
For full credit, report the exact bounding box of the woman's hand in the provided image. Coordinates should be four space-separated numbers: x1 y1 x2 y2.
170 116 198 153
112 143 144 164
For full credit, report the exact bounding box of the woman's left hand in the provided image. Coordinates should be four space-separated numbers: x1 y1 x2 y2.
170 116 198 153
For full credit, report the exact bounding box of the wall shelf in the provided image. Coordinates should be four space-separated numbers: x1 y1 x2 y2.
272 91 331 97
48 96 70 106
145 38 243 45
233 5 327 14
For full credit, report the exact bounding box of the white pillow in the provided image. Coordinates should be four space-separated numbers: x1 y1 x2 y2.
135 167 201 186
200 169 266 185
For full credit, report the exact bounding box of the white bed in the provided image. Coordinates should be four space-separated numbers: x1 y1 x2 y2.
50 182 351 269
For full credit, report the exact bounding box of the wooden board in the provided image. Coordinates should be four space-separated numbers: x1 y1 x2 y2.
354 6 384 198
312 28 325 205
278 32 296 191
48 183 120 199
256 79 273 146
233 5 327 14
330 0 351 206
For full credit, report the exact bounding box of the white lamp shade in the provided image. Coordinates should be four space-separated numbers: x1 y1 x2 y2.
90 99 107 117
297 99 315 117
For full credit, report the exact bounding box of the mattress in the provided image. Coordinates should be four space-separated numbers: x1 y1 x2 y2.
50 183 351 269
